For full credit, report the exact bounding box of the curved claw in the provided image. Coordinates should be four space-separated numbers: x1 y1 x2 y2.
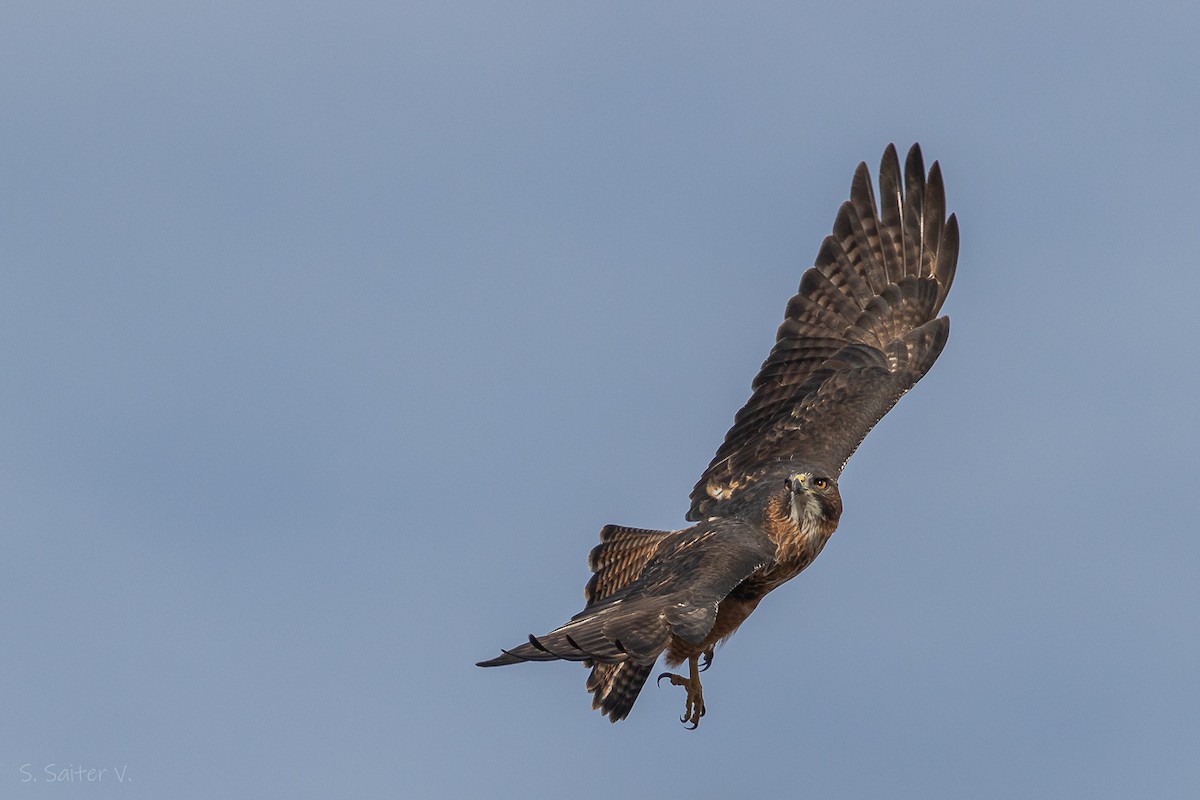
656 656 706 728
682 703 707 729
698 649 713 673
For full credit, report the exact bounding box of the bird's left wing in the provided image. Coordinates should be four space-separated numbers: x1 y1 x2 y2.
688 144 957 521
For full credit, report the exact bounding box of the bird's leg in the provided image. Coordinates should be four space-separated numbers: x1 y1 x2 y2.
656 654 706 729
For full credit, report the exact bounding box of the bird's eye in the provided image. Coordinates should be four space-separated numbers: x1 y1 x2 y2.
813 478 828 490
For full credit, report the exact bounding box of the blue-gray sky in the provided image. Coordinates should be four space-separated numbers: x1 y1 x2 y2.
3 2 1198 797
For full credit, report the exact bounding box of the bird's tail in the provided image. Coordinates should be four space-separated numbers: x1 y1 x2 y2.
476 524 678 721
584 525 675 606
587 660 654 723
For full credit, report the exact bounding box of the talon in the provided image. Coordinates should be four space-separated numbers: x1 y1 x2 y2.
699 649 713 672
657 671 685 688
656 655 707 728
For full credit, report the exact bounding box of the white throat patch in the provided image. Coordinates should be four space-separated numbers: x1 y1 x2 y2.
789 491 824 531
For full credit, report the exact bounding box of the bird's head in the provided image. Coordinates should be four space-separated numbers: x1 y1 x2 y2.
785 471 843 529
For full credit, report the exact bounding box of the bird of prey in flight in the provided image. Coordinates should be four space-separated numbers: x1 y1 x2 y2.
478 144 958 728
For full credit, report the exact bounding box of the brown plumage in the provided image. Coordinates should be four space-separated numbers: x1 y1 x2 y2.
477 144 958 726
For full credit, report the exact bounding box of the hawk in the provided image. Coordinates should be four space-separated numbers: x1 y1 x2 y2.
477 144 958 727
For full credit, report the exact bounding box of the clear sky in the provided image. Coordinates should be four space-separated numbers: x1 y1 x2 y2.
3 2 1198 798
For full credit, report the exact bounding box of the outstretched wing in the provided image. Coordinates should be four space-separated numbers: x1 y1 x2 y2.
476 520 773 667
688 144 958 521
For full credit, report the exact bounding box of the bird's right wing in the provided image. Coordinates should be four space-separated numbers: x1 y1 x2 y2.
476 521 774 668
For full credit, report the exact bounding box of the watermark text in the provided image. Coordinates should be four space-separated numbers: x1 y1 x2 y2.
18 763 131 784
